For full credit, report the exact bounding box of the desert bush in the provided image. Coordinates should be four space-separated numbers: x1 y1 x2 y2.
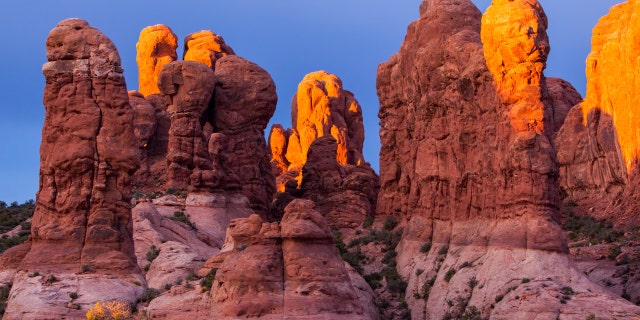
562 213 623 244
420 242 432 253
85 300 132 320
145 245 160 262
608 245 622 260
170 211 195 229
383 216 399 231
444 268 456 282
200 269 217 293
137 288 160 303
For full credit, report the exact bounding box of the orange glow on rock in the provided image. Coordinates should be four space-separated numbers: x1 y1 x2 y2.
136 25 178 96
481 0 549 135
581 1 640 171
183 30 235 68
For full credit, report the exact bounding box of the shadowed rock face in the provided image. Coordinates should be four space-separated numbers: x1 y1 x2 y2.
299 136 379 230
136 24 178 97
207 200 378 320
159 61 216 190
29 18 139 271
212 55 277 217
377 0 640 318
2 18 145 319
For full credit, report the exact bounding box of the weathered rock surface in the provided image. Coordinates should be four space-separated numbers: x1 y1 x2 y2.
546 77 582 136
183 30 235 68
270 71 367 191
300 136 379 231
376 1 640 319
554 0 640 227
206 200 378 319
212 55 277 217
3 18 144 319
582 0 640 173
136 24 178 96
159 61 216 191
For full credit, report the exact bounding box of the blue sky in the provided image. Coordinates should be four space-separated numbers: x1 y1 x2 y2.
0 0 622 203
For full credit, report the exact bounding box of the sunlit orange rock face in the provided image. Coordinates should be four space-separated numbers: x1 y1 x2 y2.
136 24 178 96
481 0 549 134
377 0 640 318
269 71 365 190
555 0 640 227
583 1 640 172
183 30 235 68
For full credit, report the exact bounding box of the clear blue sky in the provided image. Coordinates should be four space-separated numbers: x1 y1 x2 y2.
0 0 622 203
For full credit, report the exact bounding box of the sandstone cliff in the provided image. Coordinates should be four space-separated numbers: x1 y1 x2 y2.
555 0 640 228
268 72 379 232
2 19 145 319
134 26 276 217
376 0 640 319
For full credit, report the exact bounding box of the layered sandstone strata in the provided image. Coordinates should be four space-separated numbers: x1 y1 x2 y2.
376 0 640 319
3 18 145 319
555 0 640 227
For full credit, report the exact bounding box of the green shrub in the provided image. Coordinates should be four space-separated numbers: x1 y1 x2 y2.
438 245 449 255
0 284 11 317
522 278 530 283
170 211 196 229
45 274 57 283
383 216 399 231
561 286 575 295
137 288 160 303
69 292 78 300
364 272 382 289
608 245 622 260
146 245 160 262
444 268 456 282
200 269 217 292
562 213 623 244
362 217 373 229
468 276 478 289
420 242 432 253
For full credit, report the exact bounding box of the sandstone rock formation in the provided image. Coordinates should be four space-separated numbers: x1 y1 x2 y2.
212 55 277 217
546 77 583 136
300 136 379 231
183 30 235 68
3 18 144 319
270 71 366 190
376 0 640 319
203 200 378 319
133 29 276 217
582 0 640 173
137 24 178 96
159 61 216 190
554 0 640 227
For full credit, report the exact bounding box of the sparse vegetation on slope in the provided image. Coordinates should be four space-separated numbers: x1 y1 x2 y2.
0 200 34 253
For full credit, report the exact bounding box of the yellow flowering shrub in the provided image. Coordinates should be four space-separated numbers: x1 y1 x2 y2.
85 300 132 320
